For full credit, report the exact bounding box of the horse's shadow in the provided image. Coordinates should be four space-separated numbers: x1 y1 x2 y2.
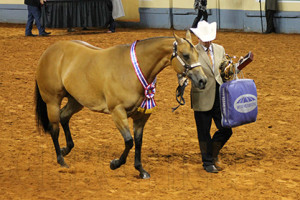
220 147 266 166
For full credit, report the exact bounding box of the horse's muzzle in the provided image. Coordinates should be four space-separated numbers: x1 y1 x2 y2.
190 76 207 89
186 66 207 90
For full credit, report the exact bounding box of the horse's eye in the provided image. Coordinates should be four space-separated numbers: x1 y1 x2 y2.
183 54 190 60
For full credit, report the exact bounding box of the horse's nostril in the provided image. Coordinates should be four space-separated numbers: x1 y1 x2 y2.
199 79 207 88
200 79 206 85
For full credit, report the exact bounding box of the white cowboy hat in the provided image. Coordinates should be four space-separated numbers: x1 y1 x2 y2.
190 21 217 42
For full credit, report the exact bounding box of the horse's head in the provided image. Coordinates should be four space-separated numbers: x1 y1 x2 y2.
171 31 207 89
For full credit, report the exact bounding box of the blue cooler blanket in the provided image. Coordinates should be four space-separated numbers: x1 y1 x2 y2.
220 79 258 128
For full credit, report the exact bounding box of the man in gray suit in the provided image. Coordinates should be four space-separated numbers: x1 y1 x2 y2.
187 21 235 173
265 0 278 34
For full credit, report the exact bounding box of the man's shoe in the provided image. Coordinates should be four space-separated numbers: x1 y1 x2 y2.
39 32 49 37
204 165 218 173
44 31 51 35
263 31 271 34
25 33 37 37
67 28 75 32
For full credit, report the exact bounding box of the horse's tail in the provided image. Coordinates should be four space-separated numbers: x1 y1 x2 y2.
35 81 51 133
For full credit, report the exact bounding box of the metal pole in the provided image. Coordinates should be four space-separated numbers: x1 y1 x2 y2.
217 0 220 29
259 0 263 33
169 0 174 29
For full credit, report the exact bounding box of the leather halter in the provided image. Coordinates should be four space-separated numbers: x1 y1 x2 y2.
170 38 201 76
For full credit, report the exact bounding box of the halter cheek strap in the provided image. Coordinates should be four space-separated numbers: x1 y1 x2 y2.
170 39 201 112
130 41 157 113
171 40 202 76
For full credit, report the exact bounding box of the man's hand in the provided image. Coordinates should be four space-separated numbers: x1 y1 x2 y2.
194 1 199 10
40 0 46 5
199 5 207 11
219 57 235 82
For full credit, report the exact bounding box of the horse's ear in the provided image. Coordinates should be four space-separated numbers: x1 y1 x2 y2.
173 32 184 44
185 30 193 43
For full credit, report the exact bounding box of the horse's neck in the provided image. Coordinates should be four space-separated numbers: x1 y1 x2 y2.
135 38 175 83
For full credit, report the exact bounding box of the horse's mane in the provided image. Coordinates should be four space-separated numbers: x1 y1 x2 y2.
138 36 173 43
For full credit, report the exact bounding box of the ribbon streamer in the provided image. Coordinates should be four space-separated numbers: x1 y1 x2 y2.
130 41 157 113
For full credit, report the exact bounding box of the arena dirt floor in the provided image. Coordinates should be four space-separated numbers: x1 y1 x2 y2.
0 23 299 200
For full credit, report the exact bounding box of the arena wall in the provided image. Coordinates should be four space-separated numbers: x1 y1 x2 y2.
0 0 299 33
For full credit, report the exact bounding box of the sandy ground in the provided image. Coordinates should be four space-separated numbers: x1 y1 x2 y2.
0 23 299 200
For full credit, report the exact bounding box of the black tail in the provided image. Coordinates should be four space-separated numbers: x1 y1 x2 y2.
35 81 51 133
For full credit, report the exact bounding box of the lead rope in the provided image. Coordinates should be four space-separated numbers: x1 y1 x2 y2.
172 78 188 112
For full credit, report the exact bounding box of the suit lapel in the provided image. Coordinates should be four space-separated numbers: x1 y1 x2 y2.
212 43 222 74
211 44 216 74
196 44 214 74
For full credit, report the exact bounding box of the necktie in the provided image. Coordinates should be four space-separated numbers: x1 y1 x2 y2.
207 48 213 70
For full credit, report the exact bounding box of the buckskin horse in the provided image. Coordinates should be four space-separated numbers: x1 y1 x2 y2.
35 30 207 179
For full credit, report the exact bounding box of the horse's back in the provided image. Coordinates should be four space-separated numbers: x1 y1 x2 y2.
39 40 129 75
71 40 103 50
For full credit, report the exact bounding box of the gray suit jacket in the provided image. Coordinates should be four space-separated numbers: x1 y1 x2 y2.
191 43 225 111
265 0 278 11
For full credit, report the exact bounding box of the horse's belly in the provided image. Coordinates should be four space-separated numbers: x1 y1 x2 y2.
75 96 111 113
68 91 110 113
88 105 111 114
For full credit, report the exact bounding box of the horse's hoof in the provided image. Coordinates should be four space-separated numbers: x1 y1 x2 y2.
61 163 69 168
140 171 150 179
110 159 119 170
58 157 69 168
61 147 69 157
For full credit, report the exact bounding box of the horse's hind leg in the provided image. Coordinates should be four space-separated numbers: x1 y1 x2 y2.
110 105 133 170
47 103 68 168
60 95 83 156
133 114 151 179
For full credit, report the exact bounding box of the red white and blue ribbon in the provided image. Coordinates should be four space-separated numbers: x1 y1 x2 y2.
130 41 157 113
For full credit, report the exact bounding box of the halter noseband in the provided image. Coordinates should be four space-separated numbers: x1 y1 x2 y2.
171 39 201 76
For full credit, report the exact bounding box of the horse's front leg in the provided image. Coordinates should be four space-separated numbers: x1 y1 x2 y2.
110 106 133 170
133 114 151 179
